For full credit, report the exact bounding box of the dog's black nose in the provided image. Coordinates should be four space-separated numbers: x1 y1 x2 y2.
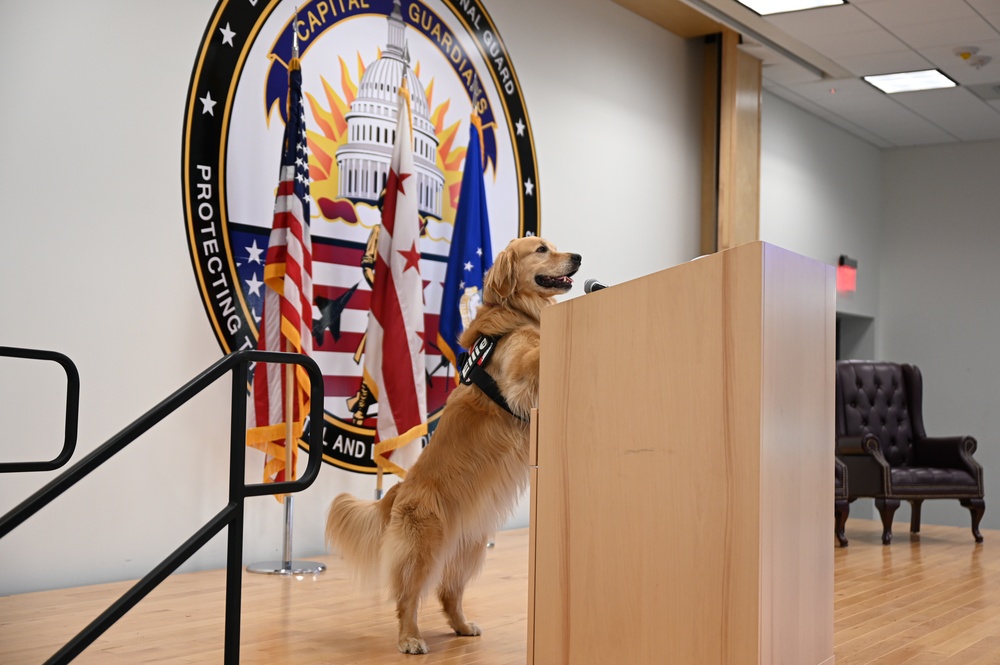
569 253 582 264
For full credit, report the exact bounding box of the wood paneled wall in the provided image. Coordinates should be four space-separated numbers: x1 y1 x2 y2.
703 29 762 254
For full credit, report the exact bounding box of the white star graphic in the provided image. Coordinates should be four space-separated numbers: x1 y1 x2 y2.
515 118 525 136
219 23 236 46
200 91 217 116
476 247 483 256
464 261 474 272
524 178 535 196
246 240 264 264
245 272 264 297
459 280 466 289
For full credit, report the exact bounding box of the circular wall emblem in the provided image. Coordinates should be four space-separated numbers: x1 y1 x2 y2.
182 0 539 473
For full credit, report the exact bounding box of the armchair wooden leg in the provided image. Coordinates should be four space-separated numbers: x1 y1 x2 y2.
835 500 850 547
960 498 985 544
875 498 900 545
909 499 924 534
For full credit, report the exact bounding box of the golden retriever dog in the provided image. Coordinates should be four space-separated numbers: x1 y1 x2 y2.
326 236 581 654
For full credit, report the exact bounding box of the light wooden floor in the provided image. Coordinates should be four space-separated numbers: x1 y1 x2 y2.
1 520 998 664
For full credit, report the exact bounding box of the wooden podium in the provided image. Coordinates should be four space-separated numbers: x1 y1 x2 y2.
527 242 835 665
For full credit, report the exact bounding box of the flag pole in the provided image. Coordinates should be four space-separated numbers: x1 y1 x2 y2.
374 62 409 503
246 9 325 576
282 363 295 569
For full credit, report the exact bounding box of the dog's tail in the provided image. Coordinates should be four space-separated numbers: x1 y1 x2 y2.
325 484 399 581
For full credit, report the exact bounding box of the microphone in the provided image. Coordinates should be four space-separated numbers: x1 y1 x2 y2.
584 278 608 294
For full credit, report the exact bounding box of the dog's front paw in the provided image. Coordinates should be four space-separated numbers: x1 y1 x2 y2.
398 637 429 654
455 621 482 637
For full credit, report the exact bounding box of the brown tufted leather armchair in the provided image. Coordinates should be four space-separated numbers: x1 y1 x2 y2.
835 458 850 546
835 360 985 545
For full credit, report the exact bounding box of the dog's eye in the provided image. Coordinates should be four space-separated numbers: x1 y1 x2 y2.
535 245 548 253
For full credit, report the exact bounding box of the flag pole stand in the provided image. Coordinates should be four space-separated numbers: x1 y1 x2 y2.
248 364 326 576
246 494 326 575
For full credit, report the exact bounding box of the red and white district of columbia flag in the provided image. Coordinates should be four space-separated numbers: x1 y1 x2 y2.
364 76 428 478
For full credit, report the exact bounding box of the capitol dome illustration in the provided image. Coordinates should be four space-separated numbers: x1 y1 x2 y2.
336 0 444 219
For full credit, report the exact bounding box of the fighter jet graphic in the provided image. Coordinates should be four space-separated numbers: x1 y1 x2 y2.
313 282 360 346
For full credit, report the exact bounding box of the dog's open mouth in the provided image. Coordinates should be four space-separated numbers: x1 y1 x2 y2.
535 274 574 290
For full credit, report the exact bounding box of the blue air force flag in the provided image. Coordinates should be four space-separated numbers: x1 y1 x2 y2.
438 115 494 372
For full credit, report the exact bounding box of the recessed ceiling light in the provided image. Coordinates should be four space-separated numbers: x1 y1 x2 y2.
863 69 958 94
736 0 845 15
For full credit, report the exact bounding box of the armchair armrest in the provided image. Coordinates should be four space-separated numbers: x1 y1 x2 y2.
914 435 981 472
836 433 881 457
836 433 890 498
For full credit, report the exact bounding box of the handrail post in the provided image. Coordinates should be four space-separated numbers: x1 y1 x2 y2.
225 359 249 665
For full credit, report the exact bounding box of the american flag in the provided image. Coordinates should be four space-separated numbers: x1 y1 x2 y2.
365 75 428 478
246 54 314 486
438 112 494 372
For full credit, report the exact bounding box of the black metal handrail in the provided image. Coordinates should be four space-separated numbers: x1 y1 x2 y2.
0 349 324 664
0 346 80 473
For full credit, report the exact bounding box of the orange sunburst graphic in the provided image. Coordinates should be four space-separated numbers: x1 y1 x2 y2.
305 54 467 229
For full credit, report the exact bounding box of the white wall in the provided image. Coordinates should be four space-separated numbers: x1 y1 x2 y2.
879 140 1000 532
760 92 883 321
0 0 703 594
0 0 236 596
488 0 704 285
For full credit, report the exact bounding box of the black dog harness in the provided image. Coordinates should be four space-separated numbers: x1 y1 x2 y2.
457 335 529 422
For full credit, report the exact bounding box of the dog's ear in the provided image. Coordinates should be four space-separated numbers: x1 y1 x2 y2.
484 249 518 302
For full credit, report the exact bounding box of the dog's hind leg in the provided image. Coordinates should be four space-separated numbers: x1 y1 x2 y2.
395 587 428 655
386 502 444 655
437 537 488 637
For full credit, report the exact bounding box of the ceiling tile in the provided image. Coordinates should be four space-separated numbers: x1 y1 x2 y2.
804 29 910 58
835 49 933 76
767 4 880 36
918 39 1000 84
787 76 881 101
886 17 999 49
855 0 979 27
968 81 1000 99
981 12 1000 32
762 61 825 85
889 86 1000 139
964 0 1000 14
783 77 960 144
